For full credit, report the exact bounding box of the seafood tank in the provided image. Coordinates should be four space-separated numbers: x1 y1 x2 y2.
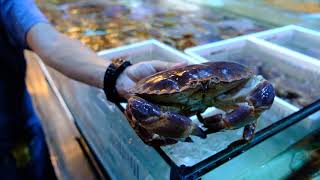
33 0 320 179
197 0 320 31
36 0 269 51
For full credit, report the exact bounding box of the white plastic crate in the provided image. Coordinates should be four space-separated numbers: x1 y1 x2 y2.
254 25 320 62
98 39 198 64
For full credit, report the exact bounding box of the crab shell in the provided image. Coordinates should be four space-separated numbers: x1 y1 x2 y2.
130 61 253 115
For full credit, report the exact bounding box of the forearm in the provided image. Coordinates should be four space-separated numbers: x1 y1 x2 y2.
27 23 110 88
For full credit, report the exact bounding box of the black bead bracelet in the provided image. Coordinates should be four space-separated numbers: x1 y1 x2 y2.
103 58 132 103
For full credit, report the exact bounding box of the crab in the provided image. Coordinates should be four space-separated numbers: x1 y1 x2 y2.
125 61 275 146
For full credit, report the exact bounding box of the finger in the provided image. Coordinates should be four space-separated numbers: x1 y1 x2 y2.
149 60 188 72
127 60 188 82
127 63 157 82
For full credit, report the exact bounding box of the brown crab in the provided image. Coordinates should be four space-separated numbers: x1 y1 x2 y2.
125 61 275 146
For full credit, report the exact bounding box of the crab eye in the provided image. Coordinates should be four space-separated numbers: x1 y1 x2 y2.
213 76 219 82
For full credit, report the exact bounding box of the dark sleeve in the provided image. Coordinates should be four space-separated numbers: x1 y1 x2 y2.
0 0 49 49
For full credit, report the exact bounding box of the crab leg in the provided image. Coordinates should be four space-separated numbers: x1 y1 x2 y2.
243 122 256 141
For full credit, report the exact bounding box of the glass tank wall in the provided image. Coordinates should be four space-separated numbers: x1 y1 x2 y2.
239 129 320 180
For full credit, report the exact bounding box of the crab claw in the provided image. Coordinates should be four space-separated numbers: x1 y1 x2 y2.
201 76 275 141
125 96 206 145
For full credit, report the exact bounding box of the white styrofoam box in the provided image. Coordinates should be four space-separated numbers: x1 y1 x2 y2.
184 35 252 62
98 39 199 64
252 25 320 62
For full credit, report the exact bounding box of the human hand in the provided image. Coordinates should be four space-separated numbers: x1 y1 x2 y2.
115 60 187 99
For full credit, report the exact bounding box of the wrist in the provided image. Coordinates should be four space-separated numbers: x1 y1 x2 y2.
103 58 132 103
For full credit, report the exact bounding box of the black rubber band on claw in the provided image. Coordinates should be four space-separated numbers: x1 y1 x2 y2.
103 58 132 103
